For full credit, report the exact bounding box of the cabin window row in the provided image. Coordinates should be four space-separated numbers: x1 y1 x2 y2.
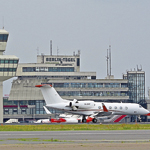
98 106 128 110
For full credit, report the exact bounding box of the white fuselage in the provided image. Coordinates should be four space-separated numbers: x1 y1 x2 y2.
46 100 149 116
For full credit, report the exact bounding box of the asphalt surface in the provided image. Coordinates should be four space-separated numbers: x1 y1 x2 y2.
0 130 150 144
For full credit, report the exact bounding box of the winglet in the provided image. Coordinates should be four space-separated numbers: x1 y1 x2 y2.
102 103 108 112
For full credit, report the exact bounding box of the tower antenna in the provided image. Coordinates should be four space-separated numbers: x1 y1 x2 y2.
106 49 109 76
109 45 111 76
57 46 59 56
2 16 4 29
50 40 52 55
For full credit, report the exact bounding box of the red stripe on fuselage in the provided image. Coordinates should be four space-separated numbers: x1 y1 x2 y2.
145 113 150 116
114 115 127 122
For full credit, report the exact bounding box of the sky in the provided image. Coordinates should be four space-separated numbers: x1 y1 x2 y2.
1 0 150 96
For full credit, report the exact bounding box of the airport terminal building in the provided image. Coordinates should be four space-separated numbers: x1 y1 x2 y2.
3 52 134 121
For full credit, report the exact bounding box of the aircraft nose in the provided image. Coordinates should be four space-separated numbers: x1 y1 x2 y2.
145 109 150 116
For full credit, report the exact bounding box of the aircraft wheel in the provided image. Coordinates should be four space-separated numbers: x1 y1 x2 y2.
82 119 86 123
92 118 97 123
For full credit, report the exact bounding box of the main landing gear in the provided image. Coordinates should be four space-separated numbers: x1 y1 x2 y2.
82 115 87 123
92 118 97 123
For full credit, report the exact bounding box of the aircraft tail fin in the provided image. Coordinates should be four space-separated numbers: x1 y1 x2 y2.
36 84 63 104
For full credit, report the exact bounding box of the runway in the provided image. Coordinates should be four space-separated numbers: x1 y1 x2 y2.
0 130 150 144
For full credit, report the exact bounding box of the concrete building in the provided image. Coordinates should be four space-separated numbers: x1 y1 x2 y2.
0 28 19 123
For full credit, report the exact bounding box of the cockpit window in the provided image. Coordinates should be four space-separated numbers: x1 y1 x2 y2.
139 105 142 108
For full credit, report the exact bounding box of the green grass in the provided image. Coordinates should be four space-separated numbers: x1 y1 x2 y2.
0 123 150 131
6 138 65 142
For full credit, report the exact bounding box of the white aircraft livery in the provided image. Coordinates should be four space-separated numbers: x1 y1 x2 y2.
36 84 150 123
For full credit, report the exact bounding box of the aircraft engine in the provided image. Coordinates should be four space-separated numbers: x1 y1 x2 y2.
69 99 78 110
69 100 95 110
69 99 78 107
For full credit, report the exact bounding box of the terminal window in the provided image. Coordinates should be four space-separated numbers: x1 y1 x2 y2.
0 68 16 72
0 34 8 42
0 60 18 64
22 67 74 72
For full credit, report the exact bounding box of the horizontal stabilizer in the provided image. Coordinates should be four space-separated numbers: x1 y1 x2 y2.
43 106 51 114
35 84 52 88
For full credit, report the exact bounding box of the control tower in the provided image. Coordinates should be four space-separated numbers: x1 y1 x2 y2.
0 28 19 123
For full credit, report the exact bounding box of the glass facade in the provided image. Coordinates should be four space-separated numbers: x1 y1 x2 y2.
88 83 103 88
0 68 17 72
46 82 125 89
54 83 69 88
121 83 128 88
104 83 120 88
77 58 80 66
127 71 146 122
0 34 8 42
0 59 18 64
3 99 60 115
58 91 128 97
127 72 145 103
71 83 86 88
35 100 46 114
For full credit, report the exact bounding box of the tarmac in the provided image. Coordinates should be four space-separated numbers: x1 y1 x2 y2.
0 143 150 150
0 130 150 149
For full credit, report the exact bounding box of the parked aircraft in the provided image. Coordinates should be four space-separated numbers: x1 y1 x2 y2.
5 119 19 123
43 106 93 123
36 84 150 123
35 119 51 123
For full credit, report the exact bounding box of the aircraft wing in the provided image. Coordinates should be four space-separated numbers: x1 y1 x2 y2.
92 103 112 117
94 111 112 117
